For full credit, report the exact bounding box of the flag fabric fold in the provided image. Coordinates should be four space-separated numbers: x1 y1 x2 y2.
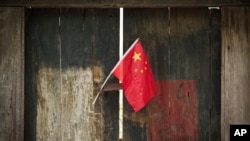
112 39 157 112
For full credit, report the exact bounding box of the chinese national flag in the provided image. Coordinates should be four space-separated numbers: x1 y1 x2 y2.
112 39 157 112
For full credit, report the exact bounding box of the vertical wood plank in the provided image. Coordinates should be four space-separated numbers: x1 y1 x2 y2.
25 9 61 141
169 8 209 141
0 7 24 141
60 9 94 141
87 9 120 141
209 8 221 141
35 9 61 141
221 7 250 141
60 9 116 141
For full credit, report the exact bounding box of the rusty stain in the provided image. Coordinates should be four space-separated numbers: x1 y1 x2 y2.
92 64 104 84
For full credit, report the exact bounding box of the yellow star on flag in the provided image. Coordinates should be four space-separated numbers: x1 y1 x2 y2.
132 52 141 62
112 39 157 112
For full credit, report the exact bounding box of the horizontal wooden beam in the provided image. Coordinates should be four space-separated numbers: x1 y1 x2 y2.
103 83 122 91
0 0 250 8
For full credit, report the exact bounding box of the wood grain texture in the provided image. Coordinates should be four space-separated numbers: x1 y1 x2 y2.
25 9 62 140
123 8 221 141
209 8 221 141
25 8 119 141
89 9 120 141
169 8 210 141
24 8 222 141
221 7 250 141
0 7 24 141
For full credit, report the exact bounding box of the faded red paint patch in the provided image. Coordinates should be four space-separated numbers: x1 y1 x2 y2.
147 80 198 141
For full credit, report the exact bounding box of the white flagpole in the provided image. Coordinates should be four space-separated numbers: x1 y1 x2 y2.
119 7 124 140
92 38 139 105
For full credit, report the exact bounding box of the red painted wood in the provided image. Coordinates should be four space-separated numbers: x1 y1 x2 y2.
147 80 198 141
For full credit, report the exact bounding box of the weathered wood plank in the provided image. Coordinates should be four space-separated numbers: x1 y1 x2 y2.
0 7 24 141
169 8 210 141
60 9 106 141
221 7 250 141
0 0 250 7
87 9 120 141
25 9 61 141
209 8 221 141
25 8 120 141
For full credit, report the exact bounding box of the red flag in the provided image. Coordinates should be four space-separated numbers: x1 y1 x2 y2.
112 39 157 112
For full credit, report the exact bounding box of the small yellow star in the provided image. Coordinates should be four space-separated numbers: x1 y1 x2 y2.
132 52 141 62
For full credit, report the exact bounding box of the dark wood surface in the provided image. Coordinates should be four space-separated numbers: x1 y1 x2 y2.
0 0 250 7
25 8 120 141
25 9 61 141
0 7 24 141
123 8 221 141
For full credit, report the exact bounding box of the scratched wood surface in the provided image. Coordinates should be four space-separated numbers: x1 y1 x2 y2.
0 7 24 141
25 8 221 141
221 7 250 141
25 8 119 141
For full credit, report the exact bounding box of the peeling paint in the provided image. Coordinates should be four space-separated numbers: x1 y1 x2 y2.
37 67 103 141
92 65 104 84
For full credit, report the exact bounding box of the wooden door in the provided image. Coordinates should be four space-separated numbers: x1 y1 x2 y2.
25 8 221 141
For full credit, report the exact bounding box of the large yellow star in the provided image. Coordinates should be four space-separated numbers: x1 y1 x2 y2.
132 52 141 62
